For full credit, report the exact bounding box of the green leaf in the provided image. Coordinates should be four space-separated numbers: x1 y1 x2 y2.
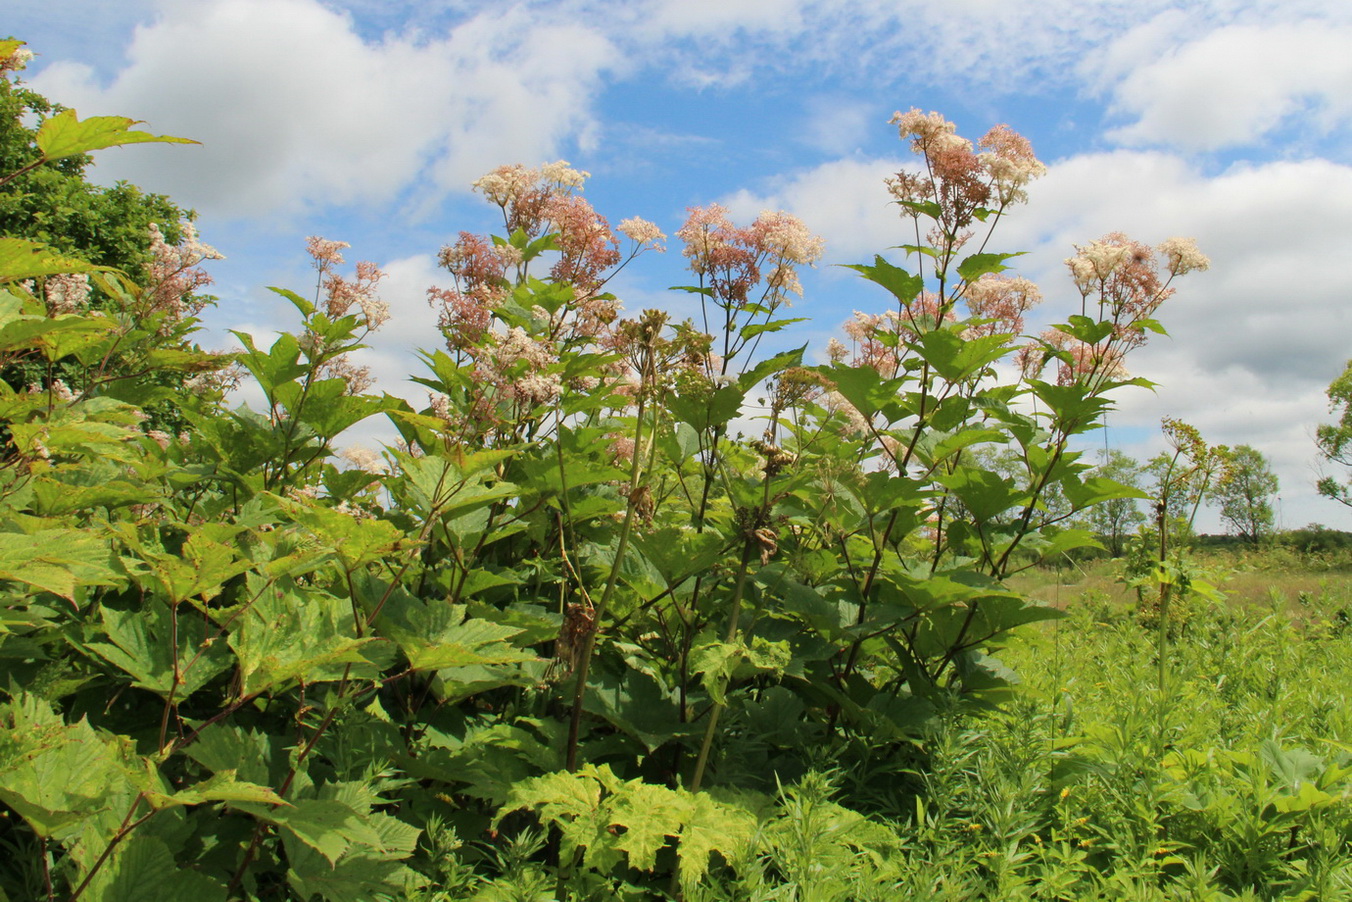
34 109 198 162
267 285 315 317
915 329 1011 384
668 383 745 431
0 237 107 282
1052 314 1116 346
229 575 380 696
80 833 226 902
242 798 376 866
609 780 690 871
739 317 807 340
937 466 1026 524
1061 474 1151 510
738 344 806 392
0 693 149 839
692 637 791 705
677 790 756 889
154 771 286 808
956 251 1024 283
842 255 924 305
814 362 901 422
85 603 232 699
0 528 119 601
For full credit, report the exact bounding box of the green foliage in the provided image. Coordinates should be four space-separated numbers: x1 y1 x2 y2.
1214 444 1278 547
1079 448 1148 557
1317 359 1352 508
0 73 194 275
0 59 1244 900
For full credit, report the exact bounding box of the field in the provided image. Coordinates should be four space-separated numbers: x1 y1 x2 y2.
818 551 1352 901
416 552 1352 901
7 45 1352 900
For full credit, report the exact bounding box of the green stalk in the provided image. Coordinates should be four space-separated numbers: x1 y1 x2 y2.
564 367 655 772
689 539 755 793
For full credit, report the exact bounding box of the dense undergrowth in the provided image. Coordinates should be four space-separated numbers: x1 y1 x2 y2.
4 35 1350 902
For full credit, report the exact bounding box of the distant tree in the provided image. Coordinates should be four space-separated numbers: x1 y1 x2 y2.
0 59 195 278
1142 419 1231 553
1213 444 1278 546
0 49 223 426
1083 448 1146 556
1316 360 1352 508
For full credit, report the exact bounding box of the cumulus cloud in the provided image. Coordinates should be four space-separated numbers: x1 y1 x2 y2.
717 144 1352 526
799 96 876 157
717 156 907 262
1101 21 1352 150
28 0 620 221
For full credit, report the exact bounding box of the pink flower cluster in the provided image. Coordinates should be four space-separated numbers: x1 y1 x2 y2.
676 204 823 309
886 109 1046 233
306 236 389 330
146 221 223 317
1022 232 1209 386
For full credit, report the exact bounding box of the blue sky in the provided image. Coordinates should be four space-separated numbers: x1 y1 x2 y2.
9 0 1352 531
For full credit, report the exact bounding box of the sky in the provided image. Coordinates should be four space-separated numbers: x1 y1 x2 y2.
9 0 1352 532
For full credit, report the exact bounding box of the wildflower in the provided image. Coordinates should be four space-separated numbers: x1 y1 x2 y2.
963 273 1042 337
617 216 666 247
428 392 451 422
1157 236 1209 276
824 390 871 435
147 221 222 316
608 433 636 464
890 108 959 149
977 124 1046 205
319 355 375 395
0 46 34 73
305 236 349 267
515 372 563 405
48 380 75 403
323 258 389 330
334 499 373 520
753 210 825 267
472 164 535 207
543 193 621 293
538 160 589 191
339 445 386 474
44 273 91 314
147 430 173 450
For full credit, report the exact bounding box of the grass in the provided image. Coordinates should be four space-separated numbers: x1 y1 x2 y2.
385 549 1352 900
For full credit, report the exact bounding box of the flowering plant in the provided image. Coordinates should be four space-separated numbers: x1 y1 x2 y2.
0 57 1211 898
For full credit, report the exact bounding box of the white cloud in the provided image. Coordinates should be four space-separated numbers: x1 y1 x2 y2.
717 144 1352 527
1102 21 1352 150
1005 150 1352 528
717 156 907 262
28 0 620 221
799 96 875 157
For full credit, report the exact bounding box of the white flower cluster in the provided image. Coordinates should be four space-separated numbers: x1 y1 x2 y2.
1066 240 1134 293
617 217 666 247
1157 237 1210 276
339 444 386 475
45 273 90 314
0 46 34 73
473 161 590 207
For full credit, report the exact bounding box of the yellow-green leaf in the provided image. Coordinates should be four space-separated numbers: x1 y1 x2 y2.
34 109 197 162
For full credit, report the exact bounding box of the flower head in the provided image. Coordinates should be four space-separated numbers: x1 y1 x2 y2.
618 217 666 248
0 45 34 73
1157 236 1209 276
